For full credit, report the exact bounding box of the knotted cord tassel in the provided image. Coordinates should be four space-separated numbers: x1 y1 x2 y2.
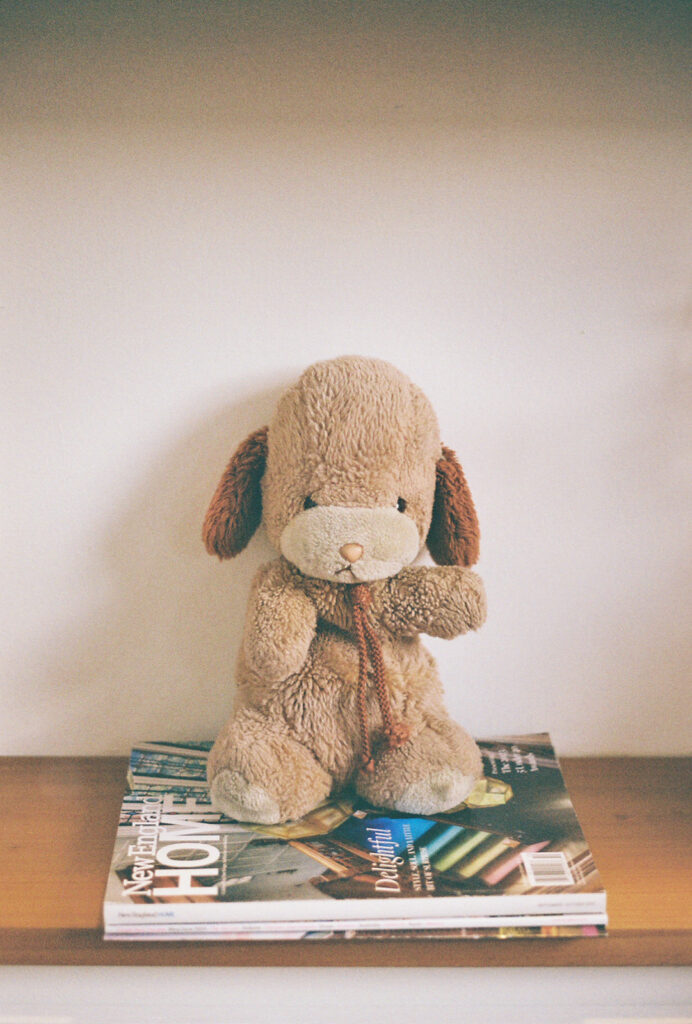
352 588 375 772
351 584 410 773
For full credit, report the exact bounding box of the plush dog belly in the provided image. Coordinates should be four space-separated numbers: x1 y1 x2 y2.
235 627 446 786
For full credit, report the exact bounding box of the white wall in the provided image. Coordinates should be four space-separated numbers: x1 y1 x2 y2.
2 2 690 756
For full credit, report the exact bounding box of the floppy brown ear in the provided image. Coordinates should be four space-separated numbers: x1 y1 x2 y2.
427 445 480 567
203 426 268 559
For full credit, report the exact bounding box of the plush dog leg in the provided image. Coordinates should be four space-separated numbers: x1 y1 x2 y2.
210 768 282 825
355 718 482 815
207 709 332 824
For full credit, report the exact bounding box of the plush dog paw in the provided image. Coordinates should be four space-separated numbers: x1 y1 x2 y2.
429 567 487 637
393 766 477 815
378 566 486 639
209 769 282 824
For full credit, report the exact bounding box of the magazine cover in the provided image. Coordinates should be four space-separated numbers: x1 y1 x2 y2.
103 734 607 931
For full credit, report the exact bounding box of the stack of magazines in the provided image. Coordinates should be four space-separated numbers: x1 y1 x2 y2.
102 733 607 942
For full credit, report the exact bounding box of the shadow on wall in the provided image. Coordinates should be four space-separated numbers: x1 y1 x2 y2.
17 378 287 755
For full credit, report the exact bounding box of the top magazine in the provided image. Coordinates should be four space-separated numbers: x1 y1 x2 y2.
103 734 606 928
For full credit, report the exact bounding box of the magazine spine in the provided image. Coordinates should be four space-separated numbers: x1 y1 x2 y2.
103 889 606 927
104 911 608 936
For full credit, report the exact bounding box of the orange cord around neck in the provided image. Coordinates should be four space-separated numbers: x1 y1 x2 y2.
350 584 410 772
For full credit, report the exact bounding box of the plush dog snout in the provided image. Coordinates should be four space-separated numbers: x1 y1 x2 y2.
339 543 364 563
280 505 420 582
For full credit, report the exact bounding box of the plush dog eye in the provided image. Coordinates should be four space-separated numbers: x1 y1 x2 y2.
396 497 407 512
303 496 318 510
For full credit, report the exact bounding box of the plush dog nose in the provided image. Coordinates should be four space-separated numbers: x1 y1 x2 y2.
340 543 364 563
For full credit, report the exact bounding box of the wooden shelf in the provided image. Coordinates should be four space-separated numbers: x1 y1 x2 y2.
1 756 690 967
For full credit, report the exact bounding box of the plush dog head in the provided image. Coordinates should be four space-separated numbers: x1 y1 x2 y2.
204 356 479 582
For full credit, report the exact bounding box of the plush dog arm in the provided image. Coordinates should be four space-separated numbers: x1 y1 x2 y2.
242 562 318 682
375 565 487 640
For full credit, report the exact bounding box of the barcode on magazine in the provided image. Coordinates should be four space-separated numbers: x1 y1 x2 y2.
521 851 573 887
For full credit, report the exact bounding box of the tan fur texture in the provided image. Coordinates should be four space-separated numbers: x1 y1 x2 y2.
204 356 485 823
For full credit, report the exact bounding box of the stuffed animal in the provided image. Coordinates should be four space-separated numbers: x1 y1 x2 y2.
203 356 486 824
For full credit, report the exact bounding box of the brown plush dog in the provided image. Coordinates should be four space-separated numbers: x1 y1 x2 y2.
203 356 486 824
